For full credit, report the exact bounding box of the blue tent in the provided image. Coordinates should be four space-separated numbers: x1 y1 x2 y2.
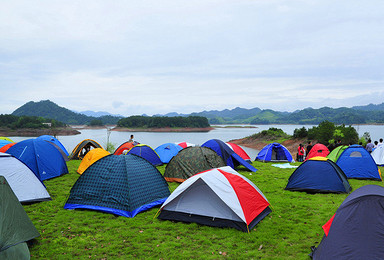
336 145 381 181
255 143 294 162
310 185 384 259
201 139 257 172
126 144 163 166
0 139 12 149
64 154 170 217
155 143 183 164
37 135 69 161
285 157 351 193
37 135 69 156
6 139 68 181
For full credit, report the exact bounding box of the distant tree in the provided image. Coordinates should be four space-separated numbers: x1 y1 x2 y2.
293 127 308 138
89 119 104 126
305 121 359 145
117 115 209 128
362 132 371 142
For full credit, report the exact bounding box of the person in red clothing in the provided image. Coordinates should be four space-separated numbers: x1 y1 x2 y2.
297 143 305 162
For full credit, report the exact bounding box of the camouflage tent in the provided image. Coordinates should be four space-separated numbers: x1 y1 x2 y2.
0 176 40 259
164 146 226 182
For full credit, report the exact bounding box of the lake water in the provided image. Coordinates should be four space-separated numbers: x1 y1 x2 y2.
8 124 384 160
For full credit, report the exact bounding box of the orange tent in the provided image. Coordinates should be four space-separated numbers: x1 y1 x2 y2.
77 148 110 174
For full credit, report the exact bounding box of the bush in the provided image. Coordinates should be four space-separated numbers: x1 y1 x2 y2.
293 127 308 138
302 121 359 145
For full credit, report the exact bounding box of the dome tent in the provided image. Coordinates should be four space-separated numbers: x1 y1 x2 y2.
327 145 348 162
37 135 69 161
0 139 12 149
310 185 384 259
371 144 384 166
7 139 68 181
0 153 51 203
164 146 226 183
0 176 40 258
77 148 110 174
65 154 170 218
285 157 351 194
69 139 103 160
126 144 163 166
256 142 294 163
202 139 257 172
158 166 271 232
113 141 135 155
175 142 194 149
305 143 329 161
226 142 252 163
335 145 381 180
155 143 183 164
0 143 16 153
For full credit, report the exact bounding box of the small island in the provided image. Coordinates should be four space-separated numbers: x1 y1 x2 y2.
112 115 213 132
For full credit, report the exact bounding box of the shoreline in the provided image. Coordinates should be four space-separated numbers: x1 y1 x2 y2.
0 127 81 137
111 126 214 132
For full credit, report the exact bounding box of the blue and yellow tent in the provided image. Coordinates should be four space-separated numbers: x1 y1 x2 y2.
285 157 351 193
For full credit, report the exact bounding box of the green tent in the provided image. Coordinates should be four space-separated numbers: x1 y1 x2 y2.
327 145 348 162
0 176 40 259
164 146 226 182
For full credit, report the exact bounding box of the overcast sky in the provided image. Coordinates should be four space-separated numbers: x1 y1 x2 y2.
1 1 383 116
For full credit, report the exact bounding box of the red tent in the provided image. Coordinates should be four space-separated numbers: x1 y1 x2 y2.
305 143 329 161
113 142 135 155
158 166 271 232
226 142 252 162
176 142 194 149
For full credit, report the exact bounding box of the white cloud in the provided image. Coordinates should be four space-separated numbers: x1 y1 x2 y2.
0 0 383 116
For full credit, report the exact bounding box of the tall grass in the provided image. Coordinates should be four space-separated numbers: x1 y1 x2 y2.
24 160 383 259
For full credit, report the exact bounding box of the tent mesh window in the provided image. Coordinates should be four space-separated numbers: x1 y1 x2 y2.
350 151 362 157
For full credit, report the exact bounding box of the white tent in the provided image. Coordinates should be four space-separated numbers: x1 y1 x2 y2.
158 166 271 232
372 145 384 166
0 153 51 203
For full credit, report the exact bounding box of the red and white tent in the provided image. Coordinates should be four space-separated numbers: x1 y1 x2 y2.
158 166 271 232
226 142 252 163
175 142 195 149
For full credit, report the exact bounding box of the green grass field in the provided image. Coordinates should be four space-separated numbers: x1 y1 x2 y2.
25 160 384 259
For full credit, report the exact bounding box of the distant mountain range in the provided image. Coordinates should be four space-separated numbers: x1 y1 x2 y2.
162 103 384 125
10 100 384 125
77 110 124 118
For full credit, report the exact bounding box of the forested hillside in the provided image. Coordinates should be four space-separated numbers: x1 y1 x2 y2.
117 116 210 128
12 100 122 125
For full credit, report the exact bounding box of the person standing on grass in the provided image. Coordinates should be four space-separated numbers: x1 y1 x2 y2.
366 139 374 153
306 141 313 155
297 144 305 162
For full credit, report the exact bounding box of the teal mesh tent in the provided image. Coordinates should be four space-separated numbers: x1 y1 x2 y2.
64 154 170 217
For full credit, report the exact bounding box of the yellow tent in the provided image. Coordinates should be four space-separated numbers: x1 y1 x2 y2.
77 148 110 174
0 137 14 142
